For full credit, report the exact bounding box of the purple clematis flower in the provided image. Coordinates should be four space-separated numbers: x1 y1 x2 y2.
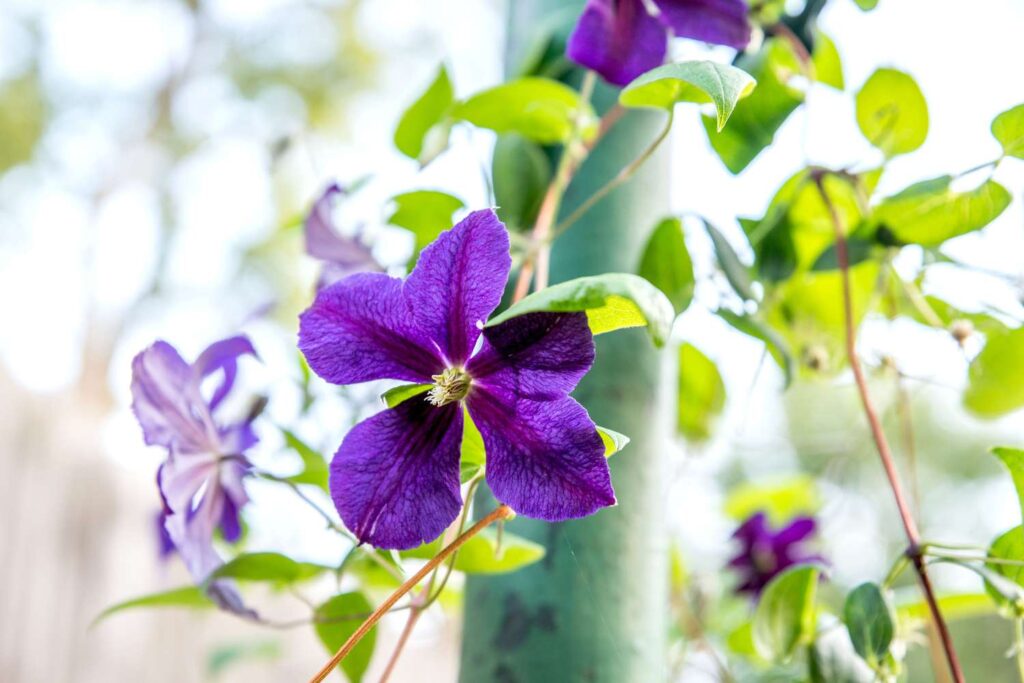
305 182 380 289
131 335 259 612
298 209 615 550
727 511 822 596
566 0 752 86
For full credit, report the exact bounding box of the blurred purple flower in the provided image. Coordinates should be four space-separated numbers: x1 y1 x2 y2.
298 209 614 549
305 182 380 289
727 511 822 596
566 0 751 86
131 336 259 614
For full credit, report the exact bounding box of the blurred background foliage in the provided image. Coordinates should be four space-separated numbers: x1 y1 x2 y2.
1 0 1023 681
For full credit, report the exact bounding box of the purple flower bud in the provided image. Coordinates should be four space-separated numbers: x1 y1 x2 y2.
304 182 381 289
727 511 823 596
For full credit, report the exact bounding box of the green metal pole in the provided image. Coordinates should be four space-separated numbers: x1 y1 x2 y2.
459 3 671 681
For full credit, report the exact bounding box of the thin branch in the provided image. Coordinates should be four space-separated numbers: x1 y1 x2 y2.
513 70 598 299
377 475 484 682
307 504 513 683
256 470 405 583
812 171 964 683
551 109 674 240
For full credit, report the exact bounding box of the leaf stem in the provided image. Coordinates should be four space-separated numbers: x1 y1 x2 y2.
306 504 513 683
812 170 965 683
551 109 674 241
256 470 405 583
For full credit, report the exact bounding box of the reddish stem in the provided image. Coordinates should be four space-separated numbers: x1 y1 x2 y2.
307 505 512 683
813 172 964 683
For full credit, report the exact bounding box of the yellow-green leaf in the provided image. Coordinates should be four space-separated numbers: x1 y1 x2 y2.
855 68 928 156
453 77 597 144
487 273 675 347
620 60 756 131
676 343 726 442
992 103 1024 159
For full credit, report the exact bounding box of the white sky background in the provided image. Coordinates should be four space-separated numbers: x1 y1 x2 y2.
1 0 1023 602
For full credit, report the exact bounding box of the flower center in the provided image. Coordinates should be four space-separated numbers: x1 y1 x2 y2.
427 367 471 406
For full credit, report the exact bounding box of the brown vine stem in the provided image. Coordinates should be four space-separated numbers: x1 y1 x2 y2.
812 171 964 683
513 70 599 299
307 504 513 683
376 475 484 682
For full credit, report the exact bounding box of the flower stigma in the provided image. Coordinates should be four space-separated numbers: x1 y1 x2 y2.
427 367 472 406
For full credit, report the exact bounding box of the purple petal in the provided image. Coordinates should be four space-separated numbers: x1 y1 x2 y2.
653 0 751 49
467 312 595 400
219 422 259 455
299 272 443 385
155 510 175 559
773 516 816 547
403 209 511 365
731 511 769 544
468 390 614 521
566 0 668 87
305 183 378 277
164 506 255 618
193 335 258 411
330 398 464 549
158 451 219 514
131 341 218 453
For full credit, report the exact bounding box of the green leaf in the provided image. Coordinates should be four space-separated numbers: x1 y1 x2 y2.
404 528 545 574
282 429 328 492
487 273 675 347
744 170 867 278
992 103 1024 158
93 586 213 625
394 64 454 165
853 0 879 9
492 134 552 232
381 383 431 408
843 583 895 664
933 557 1024 616
387 190 464 266
811 31 844 90
993 447 1024 520
964 329 1024 417
209 552 330 584
874 176 1010 247
811 238 875 271
0 75 45 173
753 565 821 662
717 310 796 387
703 39 804 173
314 592 376 683
703 221 756 301
724 475 821 526
855 68 928 156
637 217 695 315
597 426 630 457
984 525 1024 617
460 408 486 482
620 60 756 130
763 262 880 376
453 77 597 144
676 343 726 442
